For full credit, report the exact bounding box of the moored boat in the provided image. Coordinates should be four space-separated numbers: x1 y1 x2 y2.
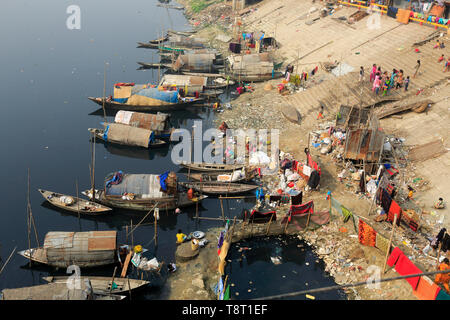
1 281 125 300
88 124 168 149
17 230 136 268
179 181 258 196
42 276 149 295
88 96 204 112
179 161 245 172
38 189 112 216
82 171 207 211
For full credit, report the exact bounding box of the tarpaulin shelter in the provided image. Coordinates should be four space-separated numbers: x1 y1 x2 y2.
159 74 207 93
227 52 275 80
105 173 165 198
166 35 206 49
114 110 169 131
113 84 178 106
173 53 216 72
103 123 155 148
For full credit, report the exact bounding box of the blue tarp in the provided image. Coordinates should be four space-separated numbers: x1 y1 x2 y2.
135 88 178 103
112 98 128 104
103 125 110 141
106 171 123 189
159 171 170 191
255 187 264 201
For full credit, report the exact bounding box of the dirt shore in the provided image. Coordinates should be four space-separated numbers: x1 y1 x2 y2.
164 0 449 300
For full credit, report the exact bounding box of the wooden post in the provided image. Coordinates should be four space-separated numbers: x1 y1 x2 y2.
91 133 96 203
127 276 132 300
131 219 134 248
154 210 158 247
0 246 17 276
382 213 397 274
266 213 274 235
109 266 117 294
436 242 442 268
102 62 107 123
284 213 291 234
328 194 332 215
220 197 225 221
305 210 312 230
76 179 80 219
125 225 128 244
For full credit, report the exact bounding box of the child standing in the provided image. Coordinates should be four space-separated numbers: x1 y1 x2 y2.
404 76 410 91
370 64 377 82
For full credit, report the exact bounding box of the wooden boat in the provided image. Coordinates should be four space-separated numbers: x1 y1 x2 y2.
87 96 204 112
156 3 184 10
180 162 245 172
18 231 135 268
38 189 112 216
81 172 207 211
179 181 258 196
167 29 197 36
43 276 149 295
88 126 168 149
148 35 169 44
82 188 207 211
184 170 255 183
1 281 125 300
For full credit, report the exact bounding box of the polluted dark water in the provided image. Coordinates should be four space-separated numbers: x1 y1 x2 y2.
0 0 344 300
226 235 347 300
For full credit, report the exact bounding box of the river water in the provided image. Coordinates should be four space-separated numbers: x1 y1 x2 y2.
0 0 345 300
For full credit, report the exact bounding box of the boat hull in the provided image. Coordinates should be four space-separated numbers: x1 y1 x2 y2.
88 97 204 112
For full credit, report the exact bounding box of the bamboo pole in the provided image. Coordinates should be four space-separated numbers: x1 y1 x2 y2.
102 62 107 122
220 197 225 222
127 203 159 237
266 214 274 235
305 210 312 230
382 213 397 274
109 266 117 294
91 133 96 203
283 213 291 234
76 179 80 219
0 246 17 276
131 219 134 248
127 276 132 300
154 214 158 247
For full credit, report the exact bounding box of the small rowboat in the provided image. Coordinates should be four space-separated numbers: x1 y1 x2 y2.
42 276 149 295
179 181 258 196
179 162 245 172
38 189 112 216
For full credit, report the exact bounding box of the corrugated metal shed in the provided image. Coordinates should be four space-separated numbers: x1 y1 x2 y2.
44 231 117 268
344 128 385 162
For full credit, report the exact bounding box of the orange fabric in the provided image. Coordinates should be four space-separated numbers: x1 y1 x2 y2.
413 276 440 300
435 263 450 284
358 219 376 247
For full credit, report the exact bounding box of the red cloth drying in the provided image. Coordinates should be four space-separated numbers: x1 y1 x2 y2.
394 254 422 290
388 200 402 226
387 247 403 267
288 200 314 222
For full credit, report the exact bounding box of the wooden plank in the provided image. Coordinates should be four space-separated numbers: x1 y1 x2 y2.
120 251 133 278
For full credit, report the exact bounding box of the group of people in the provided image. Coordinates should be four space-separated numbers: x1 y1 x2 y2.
434 40 450 72
365 64 411 96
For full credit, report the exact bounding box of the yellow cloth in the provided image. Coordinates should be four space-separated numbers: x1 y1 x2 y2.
176 233 186 243
375 232 390 255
